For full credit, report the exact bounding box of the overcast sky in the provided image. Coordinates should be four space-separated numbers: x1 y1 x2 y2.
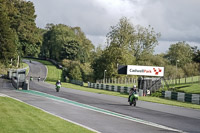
29 0 200 54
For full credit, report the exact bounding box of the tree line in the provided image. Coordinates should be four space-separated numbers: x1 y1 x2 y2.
0 0 200 81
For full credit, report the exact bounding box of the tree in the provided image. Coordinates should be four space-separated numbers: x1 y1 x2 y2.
7 0 42 57
0 0 17 65
92 17 160 79
182 63 199 76
72 27 94 63
192 46 200 63
137 53 168 66
68 66 82 80
42 24 94 62
106 17 160 61
165 41 193 67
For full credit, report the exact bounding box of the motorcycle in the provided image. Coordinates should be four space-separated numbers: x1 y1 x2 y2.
129 93 139 106
56 84 61 92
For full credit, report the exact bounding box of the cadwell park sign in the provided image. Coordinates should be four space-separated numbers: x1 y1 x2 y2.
118 65 165 95
118 65 164 77
127 65 164 77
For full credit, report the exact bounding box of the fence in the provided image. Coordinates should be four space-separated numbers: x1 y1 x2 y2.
163 76 200 85
96 76 200 87
161 91 200 105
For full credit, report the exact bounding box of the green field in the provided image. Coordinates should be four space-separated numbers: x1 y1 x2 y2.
164 83 200 94
177 83 200 94
0 97 93 133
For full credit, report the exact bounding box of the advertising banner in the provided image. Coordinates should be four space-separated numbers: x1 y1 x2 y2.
127 65 164 77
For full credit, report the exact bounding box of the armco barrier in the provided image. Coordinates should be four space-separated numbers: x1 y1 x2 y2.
124 87 128 93
86 83 140 96
162 91 200 105
97 84 99 89
171 92 178 100
117 86 121 92
161 91 165 98
106 85 109 91
101 84 104 89
192 94 200 104
185 93 192 103
177 92 185 102
165 91 171 99
111 85 115 91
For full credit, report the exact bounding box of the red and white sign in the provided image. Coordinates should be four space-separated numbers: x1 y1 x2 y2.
127 65 164 77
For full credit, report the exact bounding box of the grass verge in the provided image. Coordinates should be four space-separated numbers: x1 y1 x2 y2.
0 97 94 133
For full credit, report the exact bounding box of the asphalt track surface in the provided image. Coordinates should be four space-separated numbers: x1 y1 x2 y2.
0 60 200 133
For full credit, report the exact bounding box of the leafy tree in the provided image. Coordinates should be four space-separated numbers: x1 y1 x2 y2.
165 41 193 67
137 53 168 66
92 17 160 80
192 46 200 63
62 59 93 82
72 27 94 63
106 17 160 61
164 65 184 79
7 0 42 57
182 63 199 76
42 24 94 62
68 65 82 80
0 0 17 65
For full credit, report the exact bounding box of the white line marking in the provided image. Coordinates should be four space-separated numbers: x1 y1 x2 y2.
1 94 100 133
22 90 186 133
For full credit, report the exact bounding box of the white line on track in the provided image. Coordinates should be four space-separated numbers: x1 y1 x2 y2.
1 94 101 133
21 90 187 133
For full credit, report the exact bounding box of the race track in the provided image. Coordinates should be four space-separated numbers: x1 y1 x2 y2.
1 60 200 133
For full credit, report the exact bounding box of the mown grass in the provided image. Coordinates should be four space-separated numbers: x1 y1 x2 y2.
33 59 200 110
164 83 200 94
177 83 200 94
21 63 29 75
0 97 94 133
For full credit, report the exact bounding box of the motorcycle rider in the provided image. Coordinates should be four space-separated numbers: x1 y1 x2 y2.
56 80 61 86
38 76 40 82
128 85 137 102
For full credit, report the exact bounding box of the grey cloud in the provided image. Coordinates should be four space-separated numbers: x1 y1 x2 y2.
31 0 116 36
140 0 200 43
30 0 200 52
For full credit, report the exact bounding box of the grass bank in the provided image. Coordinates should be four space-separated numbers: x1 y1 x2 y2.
165 83 200 94
32 59 200 110
0 97 93 133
